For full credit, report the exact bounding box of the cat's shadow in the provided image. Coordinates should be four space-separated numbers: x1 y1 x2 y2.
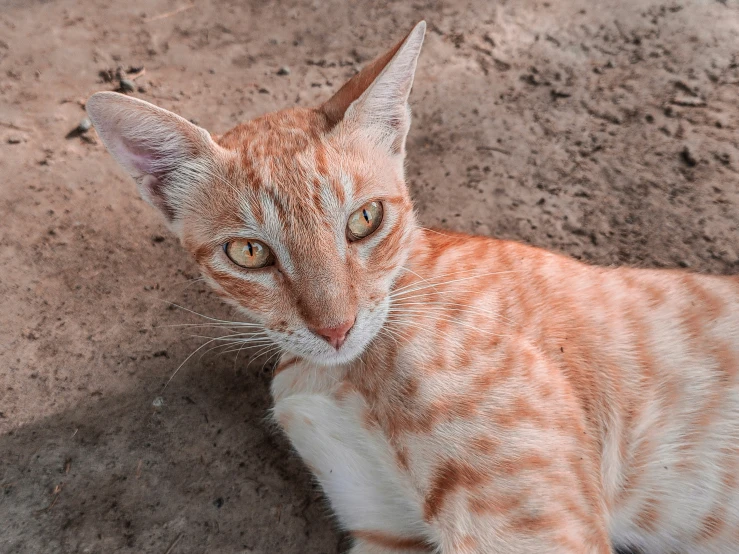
0 354 344 554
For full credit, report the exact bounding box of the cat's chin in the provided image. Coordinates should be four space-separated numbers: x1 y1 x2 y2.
293 342 368 368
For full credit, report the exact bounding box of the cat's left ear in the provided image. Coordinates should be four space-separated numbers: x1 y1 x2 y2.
86 92 226 229
321 21 426 157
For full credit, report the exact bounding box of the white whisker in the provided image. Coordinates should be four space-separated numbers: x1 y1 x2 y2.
390 270 520 299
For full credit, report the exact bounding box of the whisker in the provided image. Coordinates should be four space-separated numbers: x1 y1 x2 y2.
385 309 510 339
390 269 520 299
261 348 283 373
419 226 457 238
377 327 403 348
197 339 249 361
390 294 516 327
250 343 279 361
164 334 230 389
220 342 277 359
173 276 208 293
162 321 264 329
389 301 507 324
185 332 271 343
392 265 510 295
232 333 269 366
159 301 256 326
383 316 450 340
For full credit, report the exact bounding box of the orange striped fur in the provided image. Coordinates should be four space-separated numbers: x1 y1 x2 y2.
87 21 739 554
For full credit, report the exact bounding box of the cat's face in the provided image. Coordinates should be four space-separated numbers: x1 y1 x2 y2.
180 108 418 364
86 22 426 366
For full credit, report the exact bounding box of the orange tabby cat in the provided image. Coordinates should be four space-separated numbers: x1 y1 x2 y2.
86 21 739 554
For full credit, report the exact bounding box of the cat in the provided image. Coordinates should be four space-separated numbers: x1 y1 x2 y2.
86 20 739 554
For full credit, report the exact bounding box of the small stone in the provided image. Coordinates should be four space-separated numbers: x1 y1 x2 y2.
671 94 706 107
258 87 270 94
680 146 697 167
276 66 290 76
119 79 135 93
678 260 691 268
550 89 571 99
152 235 165 243
214 497 224 509
152 396 164 408
77 118 92 133
137 85 147 93
7 136 22 144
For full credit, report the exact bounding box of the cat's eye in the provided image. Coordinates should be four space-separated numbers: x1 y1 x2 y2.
347 201 383 241
224 239 274 269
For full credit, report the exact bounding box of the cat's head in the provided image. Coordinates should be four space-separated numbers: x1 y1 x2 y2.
86 22 426 366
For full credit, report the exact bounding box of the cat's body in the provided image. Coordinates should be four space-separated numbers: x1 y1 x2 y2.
86 21 739 554
274 230 739 553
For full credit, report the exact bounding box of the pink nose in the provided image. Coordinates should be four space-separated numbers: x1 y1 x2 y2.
310 319 355 350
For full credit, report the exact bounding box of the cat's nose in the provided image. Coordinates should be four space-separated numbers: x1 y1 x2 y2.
310 319 355 350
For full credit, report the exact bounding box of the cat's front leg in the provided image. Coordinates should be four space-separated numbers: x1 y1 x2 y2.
271 360 431 547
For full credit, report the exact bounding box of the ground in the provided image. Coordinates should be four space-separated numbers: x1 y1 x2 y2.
1 0 738 552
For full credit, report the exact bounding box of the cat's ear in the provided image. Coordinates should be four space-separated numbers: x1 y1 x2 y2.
321 21 426 156
86 92 224 225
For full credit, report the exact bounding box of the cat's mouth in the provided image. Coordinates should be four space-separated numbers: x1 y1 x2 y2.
272 305 387 367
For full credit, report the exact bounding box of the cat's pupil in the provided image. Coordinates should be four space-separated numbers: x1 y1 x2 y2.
363 209 370 224
247 242 254 257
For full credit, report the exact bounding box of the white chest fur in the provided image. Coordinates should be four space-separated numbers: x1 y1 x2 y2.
270 359 429 542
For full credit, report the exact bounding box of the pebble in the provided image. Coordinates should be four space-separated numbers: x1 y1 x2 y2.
680 146 698 167
476 224 492 236
277 66 291 76
7 136 22 144
119 79 135 92
152 396 165 408
77 118 92 133
672 94 706 107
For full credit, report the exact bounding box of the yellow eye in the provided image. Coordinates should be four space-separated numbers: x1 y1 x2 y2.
224 239 274 269
347 201 383 241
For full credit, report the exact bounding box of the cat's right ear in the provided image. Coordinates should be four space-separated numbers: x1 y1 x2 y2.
86 92 225 227
321 21 426 157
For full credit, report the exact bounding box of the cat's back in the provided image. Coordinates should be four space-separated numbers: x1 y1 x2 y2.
414 231 739 552
593 265 739 553
495 237 739 553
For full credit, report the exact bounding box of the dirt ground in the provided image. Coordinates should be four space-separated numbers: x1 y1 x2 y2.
1 0 738 552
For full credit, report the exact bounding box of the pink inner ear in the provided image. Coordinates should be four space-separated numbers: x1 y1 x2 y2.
118 136 177 221
120 136 163 177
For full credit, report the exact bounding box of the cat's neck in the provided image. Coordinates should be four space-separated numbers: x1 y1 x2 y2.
396 226 494 289
358 226 503 362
